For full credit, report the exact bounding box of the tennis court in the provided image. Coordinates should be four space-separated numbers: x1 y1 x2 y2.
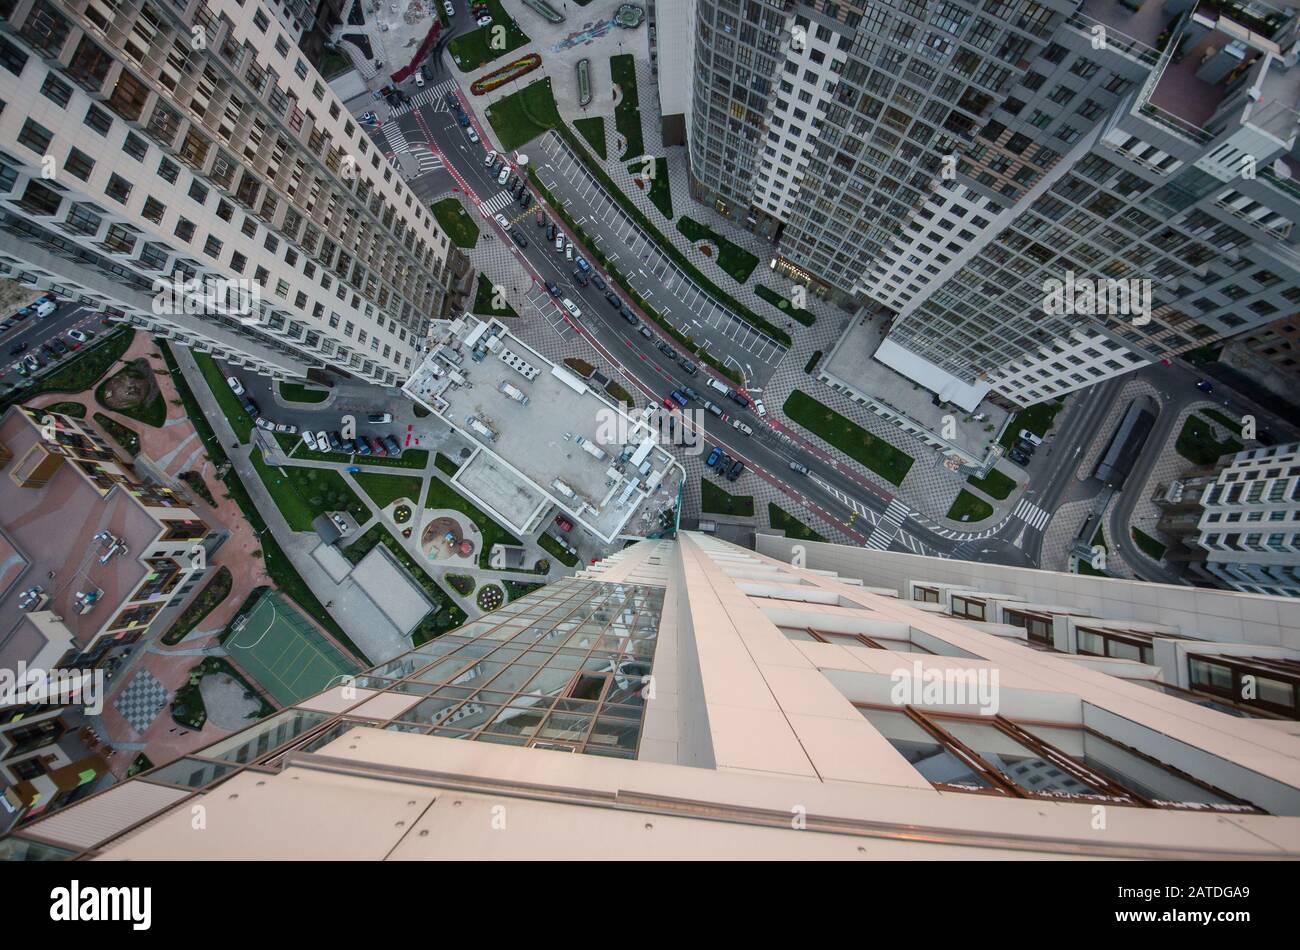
224 591 360 706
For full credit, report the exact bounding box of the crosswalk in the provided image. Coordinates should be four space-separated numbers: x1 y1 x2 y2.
1013 498 1051 531
389 79 458 117
408 145 442 176
866 499 910 551
480 190 515 215
383 122 411 154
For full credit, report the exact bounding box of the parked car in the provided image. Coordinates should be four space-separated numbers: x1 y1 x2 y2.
355 437 371 456
661 396 679 412
511 231 528 248
443 0 455 16
301 431 320 452
682 387 700 403
592 275 606 292
536 209 545 227
605 290 621 308
753 399 767 418
1196 378 1214 393
497 167 510 185
414 70 425 87
789 461 809 476
728 389 750 408
483 150 497 167
657 341 676 360
242 398 261 417
1018 429 1044 447
275 422 297 435
1008 447 1031 466
466 127 479 144
554 235 565 253
36 301 56 318
494 212 511 231
255 417 275 431
638 324 653 339
68 329 89 344
48 339 69 356
706 446 722 468
717 453 732 474
226 376 245 395
623 311 640 328
368 436 386 456
562 298 582 319
368 412 393 423
546 223 557 241
731 419 753 436
554 514 574 532
727 459 745 481
8 341 27 355
384 434 402 456
679 359 698 376
703 399 724 418
477 14 492 26
572 268 590 287
669 390 689 408
327 431 343 451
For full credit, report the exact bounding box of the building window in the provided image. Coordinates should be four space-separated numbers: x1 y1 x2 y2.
64 147 95 182
950 595 985 621
17 118 53 154
174 217 196 242
105 173 133 204
40 73 72 108
1075 628 1154 664
123 132 149 162
1188 654 1300 720
141 196 166 224
84 104 112 136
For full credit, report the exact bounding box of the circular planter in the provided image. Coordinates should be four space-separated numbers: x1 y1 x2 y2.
476 584 504 611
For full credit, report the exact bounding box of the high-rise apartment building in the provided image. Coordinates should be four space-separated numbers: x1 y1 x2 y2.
1156 440 1300 597
674 0 1300 417
0 0 459 386
6 531 1299 859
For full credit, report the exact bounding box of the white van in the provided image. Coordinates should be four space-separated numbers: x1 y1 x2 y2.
36 301 56 318
705 376 730 397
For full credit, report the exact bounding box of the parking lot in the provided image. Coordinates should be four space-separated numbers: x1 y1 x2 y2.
535 134 788 374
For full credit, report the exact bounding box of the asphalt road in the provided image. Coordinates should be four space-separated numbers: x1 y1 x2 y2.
1 301 107 392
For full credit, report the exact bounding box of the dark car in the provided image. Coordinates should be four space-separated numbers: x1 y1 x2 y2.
703 400 724 418
592 275 606 292
605 290 621 308
519 192 532 209
384 434 402 456
445 92 458 108
572 269 590 287
728 389 750 408
657 341 677 360
1015 438 1036 455
669 390 689 408
327 431 343 451
1196 378 1214 393
48 339 69 356
355 438 371 456
1008 447 1031 466
679 359 698 376
341 438 356 454
682 387 700 403
545 281 561 297
8 341 27 355
536 209 545 227
456 110 471 128
242 398 260 417
511 231 528 248
546 223 557 241
727 459 745 481
717 453 732 475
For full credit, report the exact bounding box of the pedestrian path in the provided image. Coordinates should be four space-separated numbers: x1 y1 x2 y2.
865 498 909 551
480 189 516 215
389 79 457 117
1014 498 1052 531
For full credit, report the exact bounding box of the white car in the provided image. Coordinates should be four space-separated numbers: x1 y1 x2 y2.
226 376 244 395
562 298 582 319
301 430 319 451
554 235 564 252
314 431 329 451
483 150 497 167
754 399 766 418
275 422 297 435
466 127 479 143
497 167 510 185
494 213 511 231
255 417 276 431
731 418 753 436
443 0 455 15
415 71 425 87
67 329 88 344
477 15 492 26
1018 429 1044 446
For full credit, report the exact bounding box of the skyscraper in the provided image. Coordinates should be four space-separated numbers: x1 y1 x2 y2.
7 532 1298 859
673 0 1300 418
0 0 458 386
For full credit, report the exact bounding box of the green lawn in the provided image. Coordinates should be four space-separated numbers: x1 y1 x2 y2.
343 524 466 644
701 478 754 517
435 452 461 477
1000 399 1064 450
193 351 253 443
250 449 370 530
768 503 826 542
1176 415 1242 466
41 401 86 417
610 54 644 159
1200 407 1243 434
353 471 423 510
755 284 815 327
278 381 330 404
946 490 994 523
93 411 139 455
485 77 561 152
431 197 480 249
448 0 529 73
538 532 579 567
1132 527 1166 561
605 380 634 406
95 360 166 427
573 116 607 159
783 390 914 486
677 216 759 284
804 351 823 375
472 272 519 317
967 468 1016 500
425 475 524 569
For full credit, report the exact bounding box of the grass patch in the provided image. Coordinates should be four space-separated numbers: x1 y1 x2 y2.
355 449 428 470
1132 527 1166 561
610 53 644 159
425 475 524 570
41 401 86 417
343 524 467 644
446 573 475 596
158 343 367 661
473 272 519 317
768 503 825 542
755 284 816 327
573 116 607 159
804 350 822 375
505 579 545 600
250 449 370 531
1000 398 1064 450
967 468 1016 500
278 381 330 404
484 76 561 152
431 197 480 249
1176 415 1242 466
1201 407 1243 434
193 351 253 443
605 380 634 406
179 470 217 506
126 753 154 778
701 478 754 517
538 532 579 567
435 452 461 477
353 471 423 510
92 412 139 455
783 390 914 486
677 216 759 284
448 0 529 73
946 490 994 523
161 566 232 645
94 359 165 426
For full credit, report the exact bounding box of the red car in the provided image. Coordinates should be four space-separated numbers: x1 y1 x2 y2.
554 514 574 532
661 396 679 411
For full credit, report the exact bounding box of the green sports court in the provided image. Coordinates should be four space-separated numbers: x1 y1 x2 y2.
224 591 360 706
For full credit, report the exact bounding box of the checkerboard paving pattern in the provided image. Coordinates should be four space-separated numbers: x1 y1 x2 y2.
113 668 169 735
